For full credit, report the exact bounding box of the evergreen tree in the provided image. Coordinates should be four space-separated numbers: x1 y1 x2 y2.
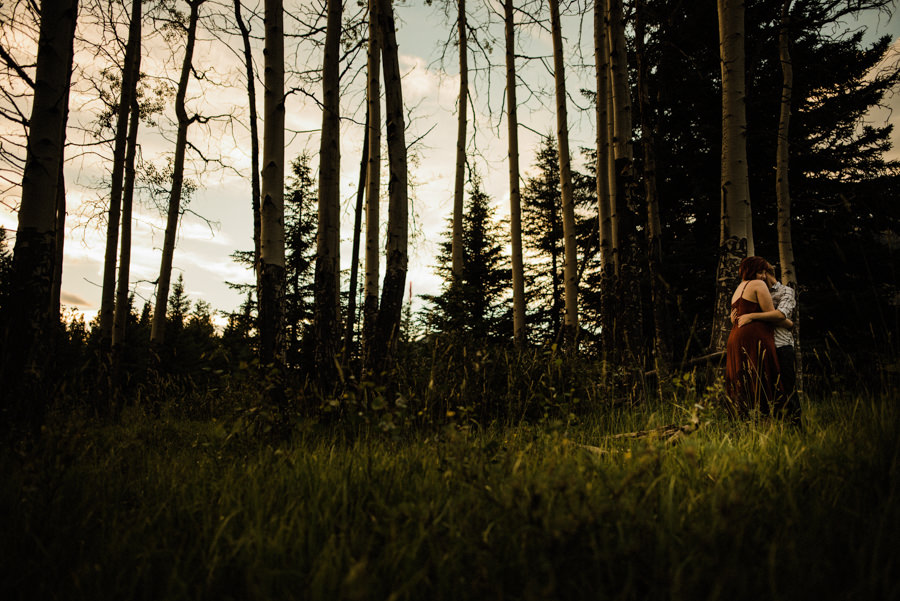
167 274 190 334
222 291 256 364
226 153 317 370
423 176 511 341
521 135 598 343
284 152 318 368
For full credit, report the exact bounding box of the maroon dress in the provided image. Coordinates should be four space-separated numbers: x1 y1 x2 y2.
726 288 782 416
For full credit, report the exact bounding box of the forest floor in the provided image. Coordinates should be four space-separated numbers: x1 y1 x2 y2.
1 391 898 601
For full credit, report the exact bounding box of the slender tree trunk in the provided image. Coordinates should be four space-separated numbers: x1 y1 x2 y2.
548 0 579 347
234 0 262 303
776 0 795 290
99 0 143 350
374 0 409 370
150 0 203 346
503 0 526 346
594 0 614 357
314 0 342 382
113 97 140 349
606 51 618 280
550 187 561 338
711 0 753 352
777 0 802 395
636 0 671 394
258 0 286 365
51 132 67 322
363 0 382 368
1 0 78 432
451 0 468 282
343 117 369 367
608 0 642 366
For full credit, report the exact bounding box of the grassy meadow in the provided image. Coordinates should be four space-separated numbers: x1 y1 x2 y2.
2 382 898 601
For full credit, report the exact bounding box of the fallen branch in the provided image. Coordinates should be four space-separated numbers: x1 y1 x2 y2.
579 407 703 455
645 350 725 377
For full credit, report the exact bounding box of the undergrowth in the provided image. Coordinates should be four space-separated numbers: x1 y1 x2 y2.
1 386 897 601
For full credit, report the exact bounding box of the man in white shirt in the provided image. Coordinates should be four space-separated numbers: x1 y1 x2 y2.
764 266 801 425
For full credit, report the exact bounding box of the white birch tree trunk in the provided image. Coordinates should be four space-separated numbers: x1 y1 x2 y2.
99 0 142 350
777 0 802 396
777 0 796 289
608 0 643 365
314 0 342 379
2 0 78 428
258 0 286 364
595 0 614 356
374 0 409 369
344 118 369 367
451 0 468 282
363 0 382 367
112 97 141 349
504 0 526 345
234 0 262 304
711 0 754 352
548 0 579 346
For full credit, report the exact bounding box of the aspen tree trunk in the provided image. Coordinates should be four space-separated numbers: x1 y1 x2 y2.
636 0 671 393
343 119 369 367
777 0 802 394
52 76 73 323
448 3 469 282
374 0 409 369
503 0 526 346
606 56 618 279
99 0 143 350
548 0 579 347
258 0 286 365
776 0 796 290
2 0 78 431
363 0 382 368
52 32 76 333
594 0 614 357
711 0 753 352
608 0 642 366
113 97 140 349
51 157 65 321
234 0 261 298
451 0 468 282
315 0 342 381
150 0 203 346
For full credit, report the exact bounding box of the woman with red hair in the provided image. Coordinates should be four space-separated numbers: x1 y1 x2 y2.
725 256 789 417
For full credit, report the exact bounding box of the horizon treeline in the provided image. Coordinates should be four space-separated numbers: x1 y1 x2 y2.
1 0 898 433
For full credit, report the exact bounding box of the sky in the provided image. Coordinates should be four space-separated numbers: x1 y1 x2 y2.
0 1 898 329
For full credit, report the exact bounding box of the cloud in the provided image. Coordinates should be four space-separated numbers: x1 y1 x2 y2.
60 290 91 306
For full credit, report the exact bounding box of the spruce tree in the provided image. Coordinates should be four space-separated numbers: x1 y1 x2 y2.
521 136 599 343
423 176 511 341
284 153 318 368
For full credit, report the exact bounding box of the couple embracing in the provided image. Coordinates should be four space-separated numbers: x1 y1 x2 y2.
725 256 801 425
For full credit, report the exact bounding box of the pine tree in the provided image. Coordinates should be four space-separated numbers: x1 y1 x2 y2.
423 176 511 341
167 274 190 334
222 291 256 364
521 136 598 343
284 153 319 368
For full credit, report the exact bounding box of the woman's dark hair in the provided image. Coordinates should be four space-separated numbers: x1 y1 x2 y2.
738 256 770 280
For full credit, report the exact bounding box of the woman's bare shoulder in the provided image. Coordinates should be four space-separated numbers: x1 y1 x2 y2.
741 279 766 299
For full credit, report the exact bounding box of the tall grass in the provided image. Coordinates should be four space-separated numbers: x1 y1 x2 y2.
2 386 898 601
